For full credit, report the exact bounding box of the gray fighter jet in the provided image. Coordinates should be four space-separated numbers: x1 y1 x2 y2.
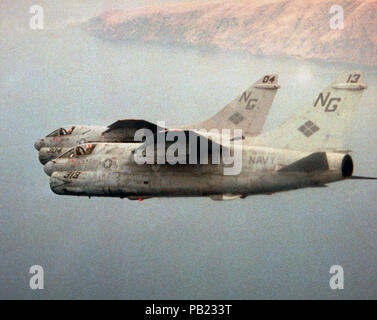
42 71 376 200
35 74 280 164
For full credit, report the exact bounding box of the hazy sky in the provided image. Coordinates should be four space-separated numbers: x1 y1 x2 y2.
0 0 376 299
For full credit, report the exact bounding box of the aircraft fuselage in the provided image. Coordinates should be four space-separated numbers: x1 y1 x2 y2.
45 143 352 199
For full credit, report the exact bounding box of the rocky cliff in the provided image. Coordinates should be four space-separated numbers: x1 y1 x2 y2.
83 0 377 66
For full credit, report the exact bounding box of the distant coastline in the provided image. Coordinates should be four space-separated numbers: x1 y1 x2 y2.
82 0 377 67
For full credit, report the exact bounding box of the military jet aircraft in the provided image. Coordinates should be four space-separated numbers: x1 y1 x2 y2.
42 71 376 201
34 74 280 164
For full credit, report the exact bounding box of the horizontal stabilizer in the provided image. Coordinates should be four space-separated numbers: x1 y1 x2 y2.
350 176 377 180
278 152 329 173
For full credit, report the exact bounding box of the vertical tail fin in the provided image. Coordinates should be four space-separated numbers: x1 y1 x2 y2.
188 74 280 136
251 71 367 151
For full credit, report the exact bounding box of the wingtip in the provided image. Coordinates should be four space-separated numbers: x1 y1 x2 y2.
350 176 377 180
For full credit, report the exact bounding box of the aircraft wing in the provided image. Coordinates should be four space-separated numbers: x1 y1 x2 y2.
132 129 228 165
104 119 165 133
102 119 166 142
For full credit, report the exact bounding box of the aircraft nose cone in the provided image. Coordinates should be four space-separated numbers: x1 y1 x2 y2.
39 148 54 165
34 139 44 151
43 161 54 176
50 172 66 195
39 152 49 165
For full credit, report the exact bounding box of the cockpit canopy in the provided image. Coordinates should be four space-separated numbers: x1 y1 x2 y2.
58 144 96 159
46 126 76 137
